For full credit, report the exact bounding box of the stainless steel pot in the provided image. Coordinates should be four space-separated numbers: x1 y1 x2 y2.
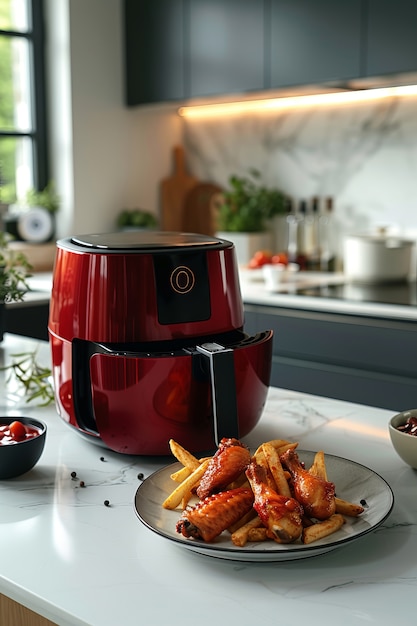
343 233 414 284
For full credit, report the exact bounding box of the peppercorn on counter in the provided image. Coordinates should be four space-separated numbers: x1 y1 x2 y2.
0 334 415 626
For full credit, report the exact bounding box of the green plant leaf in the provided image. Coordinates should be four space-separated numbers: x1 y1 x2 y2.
217 170 286 232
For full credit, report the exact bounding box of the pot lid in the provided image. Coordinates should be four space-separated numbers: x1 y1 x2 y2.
346 233 413 247
61 231 230 253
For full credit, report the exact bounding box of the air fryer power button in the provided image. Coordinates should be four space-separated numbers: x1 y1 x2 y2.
170 266 195 294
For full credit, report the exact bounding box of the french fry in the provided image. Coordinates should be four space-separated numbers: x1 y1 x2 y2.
231 516 263 547
170 466 191 482
262 442 291 497
308 450 327 480
252 448 276 490
247 527 268 542
254 439 297 457
170 456 212 482
335 497 365 517
168 439 200 471
162 459 210 510
301 513 345 545
164 439 367 548
181 491 193 510
275 441 298 456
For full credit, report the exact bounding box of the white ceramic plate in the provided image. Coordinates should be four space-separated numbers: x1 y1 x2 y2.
134 451 394 562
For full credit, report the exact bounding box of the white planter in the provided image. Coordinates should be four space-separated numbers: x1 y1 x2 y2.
216 231 273 266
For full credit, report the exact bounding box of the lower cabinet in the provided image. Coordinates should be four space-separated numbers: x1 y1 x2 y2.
245 303 417 411
4 303 49 341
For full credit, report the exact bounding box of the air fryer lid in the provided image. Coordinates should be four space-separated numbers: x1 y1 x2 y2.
68 231 230 253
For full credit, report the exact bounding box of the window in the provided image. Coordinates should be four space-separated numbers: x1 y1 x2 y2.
0 0 48 206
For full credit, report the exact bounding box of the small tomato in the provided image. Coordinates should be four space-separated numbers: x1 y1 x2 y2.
271 252 288 265
9 420 27 442
250 250 272 267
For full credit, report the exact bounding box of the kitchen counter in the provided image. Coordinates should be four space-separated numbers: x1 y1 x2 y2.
9 269 417 321
240 269 417 321
0 334 416 626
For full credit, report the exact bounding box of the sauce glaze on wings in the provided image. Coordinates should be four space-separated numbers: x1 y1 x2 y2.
280 448 336 520
196 437 251 499
176 487 254 542
246 462 304 543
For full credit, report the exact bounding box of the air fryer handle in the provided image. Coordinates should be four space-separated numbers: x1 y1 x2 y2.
71 339 110 435
196 342 239 445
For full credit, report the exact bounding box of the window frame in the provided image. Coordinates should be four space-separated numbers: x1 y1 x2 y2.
0 0 49 198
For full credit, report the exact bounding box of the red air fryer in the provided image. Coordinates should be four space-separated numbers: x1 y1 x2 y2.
48 231 273 455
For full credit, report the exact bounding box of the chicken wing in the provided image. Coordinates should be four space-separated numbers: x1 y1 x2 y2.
245 462 303 544
196 437 251 499
176 487 254 542
280 449 336 520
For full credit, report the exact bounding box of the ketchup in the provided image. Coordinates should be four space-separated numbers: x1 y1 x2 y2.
0 421 41 445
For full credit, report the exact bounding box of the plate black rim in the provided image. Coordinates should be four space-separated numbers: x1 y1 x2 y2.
134 450 394 558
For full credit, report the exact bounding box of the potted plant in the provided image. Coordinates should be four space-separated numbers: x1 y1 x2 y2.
116 208 158 230
216 169 286 265
25 181 60 215
0 232 32 341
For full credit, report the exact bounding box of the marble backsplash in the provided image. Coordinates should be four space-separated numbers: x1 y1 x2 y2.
183 93 417 265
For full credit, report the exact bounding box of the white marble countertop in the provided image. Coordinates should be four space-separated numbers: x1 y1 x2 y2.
240 269 417 321
7 269 417 322
0 334 416 626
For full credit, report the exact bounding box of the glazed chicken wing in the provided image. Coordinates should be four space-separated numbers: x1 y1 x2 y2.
196 438 251 499
176 487 254 542
245 462 303 544
280 449 336 520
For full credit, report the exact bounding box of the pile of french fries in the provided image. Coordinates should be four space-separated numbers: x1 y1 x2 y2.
163 438 364 547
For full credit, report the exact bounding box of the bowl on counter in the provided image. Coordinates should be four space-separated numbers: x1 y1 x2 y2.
389 410 417 469
0 417 47 479
262 262 300 291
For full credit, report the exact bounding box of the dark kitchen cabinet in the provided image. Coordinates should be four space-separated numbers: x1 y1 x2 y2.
188 0 265 98
245 303 417 412
124 0 417 107
269 0 363 88
124 0 266 105
365 0 417 77
124 0 185 105
4 303 49 341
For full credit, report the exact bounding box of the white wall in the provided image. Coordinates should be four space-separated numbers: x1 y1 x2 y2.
45 0 182 238
45 0 417 269
184 94 417 265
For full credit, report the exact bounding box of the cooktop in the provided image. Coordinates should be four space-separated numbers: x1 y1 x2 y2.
284 280 417 307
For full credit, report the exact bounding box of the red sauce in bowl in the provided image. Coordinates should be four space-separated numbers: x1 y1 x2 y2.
0 421 41 445
396 416 417 436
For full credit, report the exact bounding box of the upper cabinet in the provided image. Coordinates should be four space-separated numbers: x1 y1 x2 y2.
269 0 363 88
124 0 185 105
188 0 265 98
365 0 417 77
124 0 417 107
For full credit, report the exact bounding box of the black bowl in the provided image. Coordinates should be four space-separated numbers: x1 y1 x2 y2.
0 417 47 479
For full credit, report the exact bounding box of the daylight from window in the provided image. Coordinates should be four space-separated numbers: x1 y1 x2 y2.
0 0 35 205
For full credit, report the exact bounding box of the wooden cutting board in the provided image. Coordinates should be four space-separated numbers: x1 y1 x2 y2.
160 146 199 231
182 183 223 236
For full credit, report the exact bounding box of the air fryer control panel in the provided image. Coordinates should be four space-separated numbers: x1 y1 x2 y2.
153 252 211 324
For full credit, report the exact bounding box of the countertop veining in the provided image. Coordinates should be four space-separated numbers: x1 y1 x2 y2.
0 334 416 626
